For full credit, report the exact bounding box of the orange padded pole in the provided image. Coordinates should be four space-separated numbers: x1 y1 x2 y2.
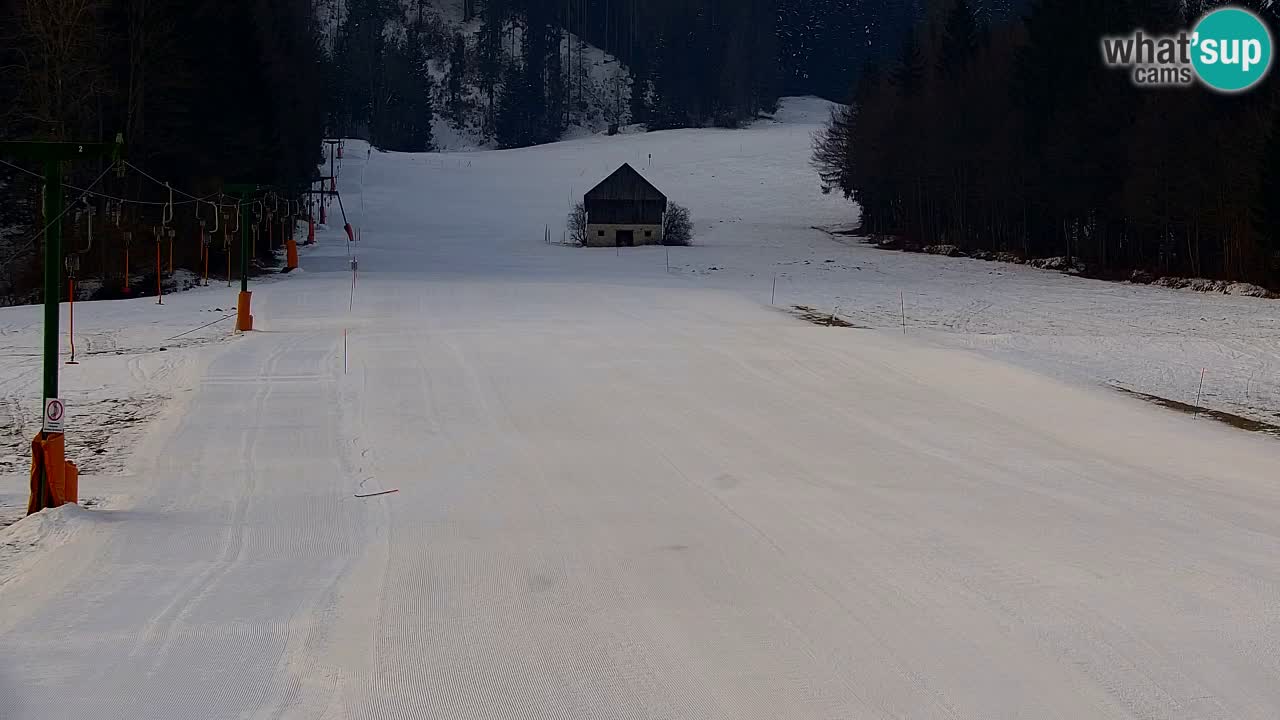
236 291 253 332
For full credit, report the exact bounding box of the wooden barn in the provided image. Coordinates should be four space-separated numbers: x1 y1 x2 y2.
584 164 667 247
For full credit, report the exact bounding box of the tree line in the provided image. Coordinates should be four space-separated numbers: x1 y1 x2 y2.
568 0 780 130
1 0 327 302
326 0 438 152
814 0 1280 288
778 0 1029 101
328 0 783 149
471 0 779 145
327 0 584 150
326 1 1042 152
477 0 1034 143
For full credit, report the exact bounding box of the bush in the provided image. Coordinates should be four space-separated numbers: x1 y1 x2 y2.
567 202 587 246
663 203 693 246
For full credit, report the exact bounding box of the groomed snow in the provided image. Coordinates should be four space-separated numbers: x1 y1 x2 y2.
2 97 1280 717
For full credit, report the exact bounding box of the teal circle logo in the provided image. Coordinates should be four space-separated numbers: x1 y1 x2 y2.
1192 8 1273 93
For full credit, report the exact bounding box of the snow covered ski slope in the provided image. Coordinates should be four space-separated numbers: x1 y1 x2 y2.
3 99 1280 718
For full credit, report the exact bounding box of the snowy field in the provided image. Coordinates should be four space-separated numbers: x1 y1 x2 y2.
397 96 1280 426
2 98 1280 717
0 282 250 529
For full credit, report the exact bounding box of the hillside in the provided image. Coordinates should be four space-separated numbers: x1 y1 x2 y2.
318 0 633 151
5 96 1280 718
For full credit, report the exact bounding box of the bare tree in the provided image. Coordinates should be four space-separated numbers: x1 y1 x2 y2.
9 0 108 139
663 203 693 246
567 201 587 245
123 0 179 146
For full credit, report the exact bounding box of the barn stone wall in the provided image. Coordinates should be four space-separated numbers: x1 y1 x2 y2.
584 224 663 247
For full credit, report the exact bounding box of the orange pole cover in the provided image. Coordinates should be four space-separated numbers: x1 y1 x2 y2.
236 290 254 332
27 433 68 515
64 461 79 506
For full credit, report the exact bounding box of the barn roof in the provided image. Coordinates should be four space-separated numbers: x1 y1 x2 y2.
585 163 667 202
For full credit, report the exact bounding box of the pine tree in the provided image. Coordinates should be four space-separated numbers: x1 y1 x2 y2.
939 0 978 76
447 33 467 127
477 6 505 136
544 27 567 137
520 0 555 142
333 0 394 138
813 0 1278 287
399 32 437 152
891 25 924 93
628 46 651 125
495 61 532 148
1255 90 1280 274
642 25 676 130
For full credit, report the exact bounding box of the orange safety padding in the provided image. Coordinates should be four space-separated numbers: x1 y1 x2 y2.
27 433 67 515
64 461 78 507
236 291 254 332
286 239 299 269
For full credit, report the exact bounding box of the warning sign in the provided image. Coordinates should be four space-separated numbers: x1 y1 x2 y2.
43 398 65 434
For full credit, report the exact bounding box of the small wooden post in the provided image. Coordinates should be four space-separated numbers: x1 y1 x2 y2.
900 292 907 335
1196 369 1206 414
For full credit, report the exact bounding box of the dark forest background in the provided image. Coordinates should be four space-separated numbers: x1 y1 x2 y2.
325 0 1025 149
1 0 326 302
3 0 1279 300
325 0 789 150
814 0 1280 288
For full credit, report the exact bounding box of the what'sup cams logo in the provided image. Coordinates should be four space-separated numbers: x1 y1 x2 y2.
1102 7 1273 92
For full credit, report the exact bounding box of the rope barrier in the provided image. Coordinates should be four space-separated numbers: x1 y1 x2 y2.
163 313 237 342
355 489 399 499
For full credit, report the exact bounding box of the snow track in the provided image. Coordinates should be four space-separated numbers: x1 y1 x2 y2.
3 101 1280 717
2 303 370 717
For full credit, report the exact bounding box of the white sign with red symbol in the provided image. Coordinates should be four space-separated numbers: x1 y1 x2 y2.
43 398 66 434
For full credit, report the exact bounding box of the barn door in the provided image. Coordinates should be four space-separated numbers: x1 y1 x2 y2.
617 230 635 247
